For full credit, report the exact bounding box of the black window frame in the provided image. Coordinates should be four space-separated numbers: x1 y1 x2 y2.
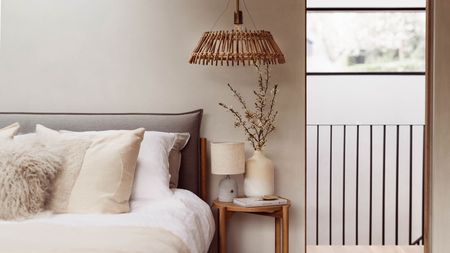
306 7 427 76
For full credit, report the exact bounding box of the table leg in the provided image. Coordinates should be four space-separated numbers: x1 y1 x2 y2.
282 206 289 253
219 207 227 253
275 217 281 253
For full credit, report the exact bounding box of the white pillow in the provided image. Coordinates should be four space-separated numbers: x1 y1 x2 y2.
131 131 181 201
13 133 37 142
0 123 20 140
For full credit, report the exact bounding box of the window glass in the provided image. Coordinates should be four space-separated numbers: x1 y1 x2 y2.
307 0 426 8
307 12 426 72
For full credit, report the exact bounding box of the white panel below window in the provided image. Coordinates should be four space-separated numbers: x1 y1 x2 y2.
307 75 426 125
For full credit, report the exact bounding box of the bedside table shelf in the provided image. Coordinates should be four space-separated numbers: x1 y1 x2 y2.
213 199 291 253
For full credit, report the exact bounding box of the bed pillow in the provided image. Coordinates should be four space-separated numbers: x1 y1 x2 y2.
168 133 190 188
36 125 145 214
131 131 177 201
0 123 20 139
33 132 92 213
50 140 91 213
13 133 37 142
0 140 62 220
8 133 90 213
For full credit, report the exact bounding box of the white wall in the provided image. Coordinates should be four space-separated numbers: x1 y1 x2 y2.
0 1 305 252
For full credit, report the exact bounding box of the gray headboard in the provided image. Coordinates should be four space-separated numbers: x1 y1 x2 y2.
0 109 203 197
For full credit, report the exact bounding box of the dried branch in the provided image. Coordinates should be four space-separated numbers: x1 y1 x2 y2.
219 103 258 150
219 64 279 151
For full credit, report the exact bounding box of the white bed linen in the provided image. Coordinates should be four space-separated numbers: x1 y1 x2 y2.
0 189 215 253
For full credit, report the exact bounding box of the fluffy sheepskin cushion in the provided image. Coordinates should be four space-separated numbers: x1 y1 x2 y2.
0 142 62 220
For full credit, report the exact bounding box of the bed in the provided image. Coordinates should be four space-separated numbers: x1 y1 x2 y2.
0 110 214 253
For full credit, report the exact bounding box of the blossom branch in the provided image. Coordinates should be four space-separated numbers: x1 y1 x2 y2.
219 65 279 151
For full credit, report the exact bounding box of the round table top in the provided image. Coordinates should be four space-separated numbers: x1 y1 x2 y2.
213 199 291 213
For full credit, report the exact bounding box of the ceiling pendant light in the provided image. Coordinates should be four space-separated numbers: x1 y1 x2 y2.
189 0 286 66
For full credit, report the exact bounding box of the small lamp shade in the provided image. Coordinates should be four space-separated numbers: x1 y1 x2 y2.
211 142 245 175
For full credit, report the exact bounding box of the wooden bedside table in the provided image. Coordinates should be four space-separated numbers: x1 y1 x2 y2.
213 199 291 253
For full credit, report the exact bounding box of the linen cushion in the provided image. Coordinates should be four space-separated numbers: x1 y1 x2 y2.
0 141 62 220
36 125 145 213
0 123 20 139
35 133 91 213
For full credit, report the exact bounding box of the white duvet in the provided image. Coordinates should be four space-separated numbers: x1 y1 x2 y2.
0 189 215 253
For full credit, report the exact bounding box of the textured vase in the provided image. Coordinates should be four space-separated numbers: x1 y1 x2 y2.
244 150 275 197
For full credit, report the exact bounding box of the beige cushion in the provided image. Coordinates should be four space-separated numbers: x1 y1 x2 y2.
39 134 91 213
51 140 91 213
35 129 91 213
13 133 91 213
0 123 20 139
36 125 145 214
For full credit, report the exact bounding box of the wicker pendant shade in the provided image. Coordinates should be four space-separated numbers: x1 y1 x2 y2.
189 29 285 66
189 0 285 66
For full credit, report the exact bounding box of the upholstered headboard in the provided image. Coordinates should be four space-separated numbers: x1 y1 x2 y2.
0 110 204 198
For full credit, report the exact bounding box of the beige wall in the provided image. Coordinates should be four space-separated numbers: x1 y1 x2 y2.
0 0 305 252
431 0 450 252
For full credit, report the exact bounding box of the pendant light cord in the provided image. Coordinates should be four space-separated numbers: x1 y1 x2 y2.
210 0 232 30
209 0 258 30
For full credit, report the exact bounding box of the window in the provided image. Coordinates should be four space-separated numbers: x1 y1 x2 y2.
307 11 426 73
307 0 426 9
306 0 426 74
306 0 427 247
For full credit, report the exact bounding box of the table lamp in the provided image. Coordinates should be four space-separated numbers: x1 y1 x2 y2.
211 142 245 202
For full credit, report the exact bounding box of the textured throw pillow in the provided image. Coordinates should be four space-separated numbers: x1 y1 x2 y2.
131 132 190 201
36 134 92 213
0 141 62 220
168 133 190 188
49 139 91 213
36 125 145 213
0 123 20 140
12 132 90 213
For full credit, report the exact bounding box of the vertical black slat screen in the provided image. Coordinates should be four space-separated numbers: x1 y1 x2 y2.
382 125 387 245
355 125 360 245
342 125 346 245
316 125 320 245
395 125 400 245
409 125 414 245
329 126 333 245
307 124 424 246
369 125 373 245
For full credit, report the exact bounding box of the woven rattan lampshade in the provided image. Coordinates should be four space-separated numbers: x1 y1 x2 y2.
189 0 285 66
189 29 285 66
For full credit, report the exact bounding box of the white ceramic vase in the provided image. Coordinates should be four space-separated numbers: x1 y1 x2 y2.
244 150 275 197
